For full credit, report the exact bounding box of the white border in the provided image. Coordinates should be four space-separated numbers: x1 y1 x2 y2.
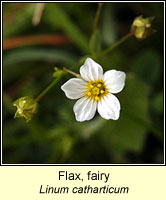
1 1 165 166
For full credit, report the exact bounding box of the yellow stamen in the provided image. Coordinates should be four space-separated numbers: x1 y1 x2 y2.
86 80 108 101
95 96 100 101
87 92 91 96
97 84 102 87
92 87 99 95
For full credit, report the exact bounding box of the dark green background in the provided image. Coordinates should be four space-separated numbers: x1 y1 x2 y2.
3 2 164 164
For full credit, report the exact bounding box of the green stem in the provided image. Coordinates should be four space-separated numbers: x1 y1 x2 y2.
93 3 103 33
35 66 80 102
35 76 62 102
98 32 133 57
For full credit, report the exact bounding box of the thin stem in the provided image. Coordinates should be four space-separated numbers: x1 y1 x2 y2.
63 67 80 78
98 32 133 57
35 67 80 102
35 76 62 102
93 3 103 33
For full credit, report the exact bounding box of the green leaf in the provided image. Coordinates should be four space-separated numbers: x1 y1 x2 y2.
3 47 78 67
3 47 78 85
151 92 163 114
44 3 89 53
46 126 75 163
3 3 36 39
89 30 101 55
102 4 117 45
132 49 162 85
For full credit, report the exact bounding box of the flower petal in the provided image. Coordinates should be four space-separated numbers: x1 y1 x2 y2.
61 78 87 99
73 97 97 122
104 70 126 93
97 93 120 120
80 58 103 81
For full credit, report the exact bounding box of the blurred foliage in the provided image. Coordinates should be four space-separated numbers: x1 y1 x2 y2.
3 2 164 164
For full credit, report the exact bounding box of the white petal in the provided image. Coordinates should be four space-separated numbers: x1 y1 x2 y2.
97 93 120 120
104 70 126 93
61 78 87 99
80 58 103 81
73 97 97 122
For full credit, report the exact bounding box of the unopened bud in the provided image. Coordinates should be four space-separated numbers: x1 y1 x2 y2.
13 96 38 123
131 16 155 39
53 67 64 78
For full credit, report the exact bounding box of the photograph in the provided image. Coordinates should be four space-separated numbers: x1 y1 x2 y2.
2 2 164 164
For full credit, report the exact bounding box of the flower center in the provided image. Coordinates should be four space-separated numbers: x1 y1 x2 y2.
86 80 108 101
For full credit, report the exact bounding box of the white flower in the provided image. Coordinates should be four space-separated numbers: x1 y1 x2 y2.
61 58 126 122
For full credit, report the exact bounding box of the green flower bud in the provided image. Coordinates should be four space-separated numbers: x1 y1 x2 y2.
13 96 38 123
131 16 155 39
53 67 64 78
